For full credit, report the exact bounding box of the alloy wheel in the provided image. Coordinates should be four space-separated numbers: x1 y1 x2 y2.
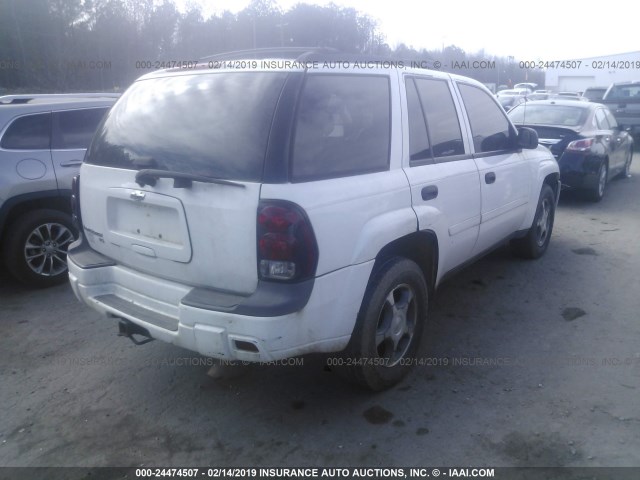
375 283 417 367
24 223 75 277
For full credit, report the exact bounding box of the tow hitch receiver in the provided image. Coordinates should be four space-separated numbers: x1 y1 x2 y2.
118 319 154 345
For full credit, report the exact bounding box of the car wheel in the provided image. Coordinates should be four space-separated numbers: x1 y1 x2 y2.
586 162 608 202
339 257 428 391
511 184 555 260
3 209 77 288
617 149 633 179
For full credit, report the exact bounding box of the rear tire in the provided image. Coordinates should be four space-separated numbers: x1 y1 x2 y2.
339 257 428 391
3 209 77 288
586 162 607 202
511 184 555 259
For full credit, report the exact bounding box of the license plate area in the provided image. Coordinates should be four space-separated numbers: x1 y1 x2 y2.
105 189 192 262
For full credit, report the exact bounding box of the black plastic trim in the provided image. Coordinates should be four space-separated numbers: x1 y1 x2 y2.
67 234 116 269
181 278 315 317
263 72 305 183
472 149 520 159
433 153 474 164
0 189 69 238
439 231 522 285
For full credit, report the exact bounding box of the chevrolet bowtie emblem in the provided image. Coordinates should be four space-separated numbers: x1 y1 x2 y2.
130 190 146 200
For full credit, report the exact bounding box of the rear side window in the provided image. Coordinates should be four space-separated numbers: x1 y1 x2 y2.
1 113 51 150
406 78 431 162
291 74 390 181
458 83 513 153
86 72 287 181
594 109 610 130
414 78 465 159
603 108 618 129
52 108 109 149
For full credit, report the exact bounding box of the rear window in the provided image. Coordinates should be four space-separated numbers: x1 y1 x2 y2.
604 84 640 101
508 105 588 127
583 88 606 102
291 74 390 181
85 72 287 181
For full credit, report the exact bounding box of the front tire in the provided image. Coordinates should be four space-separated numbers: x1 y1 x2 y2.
511 184 555 259
3 209 77 288
341 257 428 391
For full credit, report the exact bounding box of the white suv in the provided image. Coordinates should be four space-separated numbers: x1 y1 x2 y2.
68 51 560 390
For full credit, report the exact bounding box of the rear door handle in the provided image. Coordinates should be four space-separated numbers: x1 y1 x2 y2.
60 160 83 167
485 172 496 184
421 185 438 201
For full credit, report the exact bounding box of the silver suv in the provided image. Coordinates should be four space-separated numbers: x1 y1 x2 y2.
69 50 559 390
0 94 118 287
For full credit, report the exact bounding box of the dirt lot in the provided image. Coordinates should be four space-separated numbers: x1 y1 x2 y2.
1 155 639 469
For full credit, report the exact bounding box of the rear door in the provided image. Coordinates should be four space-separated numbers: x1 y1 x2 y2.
0 112 57 200
593 108 620 169
51 107 110 191
601 108 628 171
456 82 531 255
81 71 288 294
402 75 481 275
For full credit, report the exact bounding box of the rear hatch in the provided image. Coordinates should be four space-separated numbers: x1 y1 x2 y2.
81 70 288 294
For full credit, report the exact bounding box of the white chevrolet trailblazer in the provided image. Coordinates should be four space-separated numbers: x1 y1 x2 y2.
68 50 560 390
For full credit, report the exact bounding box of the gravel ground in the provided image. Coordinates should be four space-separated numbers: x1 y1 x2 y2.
1 155 639 469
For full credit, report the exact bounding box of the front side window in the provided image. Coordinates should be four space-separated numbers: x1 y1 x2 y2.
458 83 513 153
414 78 465 159
291 74 390 181
52 108 109 149
1 113 51 150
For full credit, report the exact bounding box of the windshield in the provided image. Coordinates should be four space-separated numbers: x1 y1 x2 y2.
85 72 287 182
508 104 588 127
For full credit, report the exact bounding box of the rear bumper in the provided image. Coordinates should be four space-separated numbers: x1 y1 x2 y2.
558 152 603 190
68 240 373 362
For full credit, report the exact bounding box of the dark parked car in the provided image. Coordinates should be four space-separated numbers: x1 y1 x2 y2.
601 81 640 137
498 94 527 111
508 100 634 201
582 86 608 102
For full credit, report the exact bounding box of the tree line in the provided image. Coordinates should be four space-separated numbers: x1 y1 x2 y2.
0 0 543 93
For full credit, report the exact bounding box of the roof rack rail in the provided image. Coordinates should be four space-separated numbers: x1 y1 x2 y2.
200 47 339 62
197 48 437 71
0 93 120 105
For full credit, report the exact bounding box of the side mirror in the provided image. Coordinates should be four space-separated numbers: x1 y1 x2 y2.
517 127 538 149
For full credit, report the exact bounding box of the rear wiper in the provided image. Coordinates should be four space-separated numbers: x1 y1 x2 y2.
135 169 245 189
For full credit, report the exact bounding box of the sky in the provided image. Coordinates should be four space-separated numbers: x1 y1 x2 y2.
174 0 638 60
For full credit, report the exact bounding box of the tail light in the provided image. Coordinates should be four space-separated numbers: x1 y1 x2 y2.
71 174 82 230
257 201 318 281
566 138 594 152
